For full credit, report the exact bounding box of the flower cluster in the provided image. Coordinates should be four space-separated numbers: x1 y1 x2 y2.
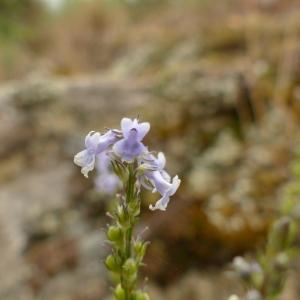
74 117 180 210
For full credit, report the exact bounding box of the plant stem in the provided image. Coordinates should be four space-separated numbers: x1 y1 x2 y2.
122 163 136 300
107 162 148 300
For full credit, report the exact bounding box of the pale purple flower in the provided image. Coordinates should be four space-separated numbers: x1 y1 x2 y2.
140 152 181 211
74 130 118 178
147 171 180 211
95 151 112 173
95 173 120 194
94 152 120 194
143 152 171 181
113 118 150 162
73 118 181 211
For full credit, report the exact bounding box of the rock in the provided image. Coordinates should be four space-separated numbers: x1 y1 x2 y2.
151 271 242 300
188 130 243 197
37 270 107 300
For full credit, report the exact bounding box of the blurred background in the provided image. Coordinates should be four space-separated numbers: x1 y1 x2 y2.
0 0 300 299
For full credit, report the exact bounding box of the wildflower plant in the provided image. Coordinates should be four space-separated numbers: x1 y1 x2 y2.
74 117 181 300
229 146 300 300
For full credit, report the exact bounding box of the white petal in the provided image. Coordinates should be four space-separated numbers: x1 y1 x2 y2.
121 118 133 138
157 152 166 169
149 195 168 211
74 150 95 178
161 170 171 182
85 131 101 150
81 156 95 178
170 175 181 196
137 122 150 141
74 150 89 167
149 175 180 211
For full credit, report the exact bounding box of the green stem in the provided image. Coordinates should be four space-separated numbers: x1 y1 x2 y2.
108 162 148 300
122 226 133 300
126 227 133 258
122 163 136 300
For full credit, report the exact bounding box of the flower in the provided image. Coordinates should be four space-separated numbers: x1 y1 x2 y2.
140 152 181 211
96 151 112 173
73 118 181 211
147 171 180 211
95 173 120 194
113 118 150 162
74 130 118 177
142 152 171 181
94 152 120 194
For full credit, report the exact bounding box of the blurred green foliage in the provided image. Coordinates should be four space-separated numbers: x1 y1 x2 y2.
0 0 44 41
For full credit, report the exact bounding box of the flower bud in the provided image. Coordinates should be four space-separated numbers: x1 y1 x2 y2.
105 254 120 272
133 290 150 300
128 200 140 217
123 258 137 275
134 240 148 260
111 160 126 180
114 284 126 300
117 205 127 225
107 225 123 242
123 258 137 285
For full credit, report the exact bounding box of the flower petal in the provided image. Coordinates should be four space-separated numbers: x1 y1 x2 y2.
95 152 110 173
137 122 150 141
121 118 134 138
81 156 96 178
146 170 171 195
74 150 95 178
170 175 181 196
96 130 119 153
95 173 120 194
148 174 180 211
161 170 171 182
85 131 101 151
74 150 92 167
157 152 166 169
113 138 146 162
